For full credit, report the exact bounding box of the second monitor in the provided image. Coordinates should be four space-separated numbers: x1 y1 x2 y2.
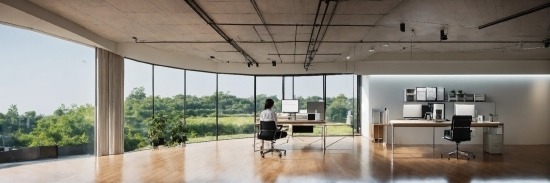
282 99 299 113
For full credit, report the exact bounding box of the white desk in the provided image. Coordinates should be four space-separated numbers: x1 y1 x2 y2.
254 120 327 153
389 120 504 154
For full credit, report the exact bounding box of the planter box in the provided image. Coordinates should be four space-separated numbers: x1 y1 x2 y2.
0 146 57 163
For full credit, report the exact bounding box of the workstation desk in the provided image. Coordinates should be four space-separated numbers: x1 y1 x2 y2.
389 120 504 155
254 120 337 153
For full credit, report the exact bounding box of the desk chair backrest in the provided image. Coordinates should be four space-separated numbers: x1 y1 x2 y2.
258 121 278 140
451 115 472 142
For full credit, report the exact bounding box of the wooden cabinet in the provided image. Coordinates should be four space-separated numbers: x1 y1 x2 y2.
371 124 385 143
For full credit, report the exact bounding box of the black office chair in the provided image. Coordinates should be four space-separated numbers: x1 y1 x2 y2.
442 115 476 160
257 121 287 158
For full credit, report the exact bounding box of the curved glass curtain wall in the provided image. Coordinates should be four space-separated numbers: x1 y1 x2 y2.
0 25 95 158
123 60 358 151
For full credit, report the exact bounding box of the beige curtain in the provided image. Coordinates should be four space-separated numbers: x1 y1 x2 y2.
96 48 124 156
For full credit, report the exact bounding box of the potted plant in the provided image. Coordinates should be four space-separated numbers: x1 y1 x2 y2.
169 117 188 147
457 90 465 101
147 113 168 148
449 90 456 97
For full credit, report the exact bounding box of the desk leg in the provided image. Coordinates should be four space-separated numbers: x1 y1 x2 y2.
392 125 394 155
252 124 256 152
433 127 435 156
323 125 326 154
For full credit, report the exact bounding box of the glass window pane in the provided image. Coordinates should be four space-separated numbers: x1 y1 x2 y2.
326 75 356 135
218 74 254 140
294 76 323 113
154 66 185 146
256 77 282 114
186 71 216 143
0 25 95 157
124 59 153 152
284 76 293 99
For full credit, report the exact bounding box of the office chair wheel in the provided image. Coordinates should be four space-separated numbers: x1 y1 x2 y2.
261 153 265 158
279 153 282 158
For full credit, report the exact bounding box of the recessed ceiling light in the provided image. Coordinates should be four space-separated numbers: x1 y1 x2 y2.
382 44 389 47
346 56 350 60
369 48 375 52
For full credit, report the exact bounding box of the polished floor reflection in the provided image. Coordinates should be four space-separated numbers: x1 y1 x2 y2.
0 137 549 182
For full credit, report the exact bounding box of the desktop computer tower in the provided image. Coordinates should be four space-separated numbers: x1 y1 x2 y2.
432 104 445 120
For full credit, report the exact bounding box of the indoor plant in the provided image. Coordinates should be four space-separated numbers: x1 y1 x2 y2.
169 117 188 147
147 113 168 148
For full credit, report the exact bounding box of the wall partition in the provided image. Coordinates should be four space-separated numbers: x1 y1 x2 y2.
0 24 95 158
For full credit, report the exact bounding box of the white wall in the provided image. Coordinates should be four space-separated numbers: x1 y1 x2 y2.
364 75 550 145
360 75 370 136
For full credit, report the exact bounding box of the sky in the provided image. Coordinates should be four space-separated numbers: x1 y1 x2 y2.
0 24 355 115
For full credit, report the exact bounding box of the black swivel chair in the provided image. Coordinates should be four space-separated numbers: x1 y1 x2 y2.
442 115 476 160
257 121 287 158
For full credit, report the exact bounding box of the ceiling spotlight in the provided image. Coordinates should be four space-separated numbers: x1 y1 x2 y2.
368 48 375 52
272 61 276 66
382 44 389 47
247 62 251 67
210 56 215 59
400 23 405 32
346 56 351 60
256 62 259 67
440 29 448 41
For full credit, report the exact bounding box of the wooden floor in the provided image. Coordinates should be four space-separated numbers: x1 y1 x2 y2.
0 137 549 183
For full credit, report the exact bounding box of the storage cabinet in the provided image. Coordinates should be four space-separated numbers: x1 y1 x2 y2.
483 127 503 154
371 124 385 143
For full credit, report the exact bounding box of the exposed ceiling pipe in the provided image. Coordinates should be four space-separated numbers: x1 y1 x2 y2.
478 2 550 29
306 0 339 71
250 0 283 63
184 0 258 66
304 0 339 71
303 0 324 71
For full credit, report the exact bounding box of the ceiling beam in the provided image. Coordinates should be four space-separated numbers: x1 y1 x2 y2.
184 0 258 65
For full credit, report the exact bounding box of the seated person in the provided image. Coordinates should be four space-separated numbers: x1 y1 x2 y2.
260 99 288 138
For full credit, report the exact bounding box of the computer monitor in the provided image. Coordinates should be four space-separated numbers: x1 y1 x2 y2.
281 99 299 113
403 104 422 118
454 104 475 117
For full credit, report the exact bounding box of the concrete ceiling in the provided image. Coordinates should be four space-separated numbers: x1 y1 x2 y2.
1 0 550 73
